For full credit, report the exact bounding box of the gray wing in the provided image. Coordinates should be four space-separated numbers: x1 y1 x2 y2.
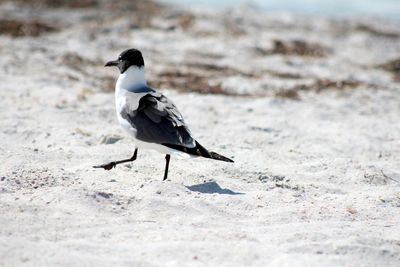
121 91 195 148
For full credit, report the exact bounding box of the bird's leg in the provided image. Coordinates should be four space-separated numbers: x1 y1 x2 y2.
93 148 138 170
163 154 171 181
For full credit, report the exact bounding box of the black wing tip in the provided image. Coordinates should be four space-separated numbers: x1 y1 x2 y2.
162 142 234 163
210 152 234 163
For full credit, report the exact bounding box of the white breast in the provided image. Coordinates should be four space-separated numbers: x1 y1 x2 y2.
113 66 192 158
114 66 149 138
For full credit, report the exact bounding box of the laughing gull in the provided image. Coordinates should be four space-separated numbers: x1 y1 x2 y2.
94 48 233 180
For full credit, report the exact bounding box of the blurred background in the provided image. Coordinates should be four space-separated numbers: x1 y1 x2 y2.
0 0 399 96
164 0 400 20
1 0 400 266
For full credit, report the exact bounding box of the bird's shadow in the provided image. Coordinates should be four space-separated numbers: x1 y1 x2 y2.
185 181 244 195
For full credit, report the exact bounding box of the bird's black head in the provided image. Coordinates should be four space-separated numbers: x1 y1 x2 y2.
105 48 144 73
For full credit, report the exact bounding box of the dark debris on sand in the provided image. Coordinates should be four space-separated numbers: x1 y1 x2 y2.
149 70 229 95
355 24 400 39
378 58 400 82
1 0 163 12
275 79 364 100
257 39 330 58
149 62 257 96
0 19 57 37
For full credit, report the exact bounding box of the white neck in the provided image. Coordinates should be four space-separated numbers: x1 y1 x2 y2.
116 66 147 92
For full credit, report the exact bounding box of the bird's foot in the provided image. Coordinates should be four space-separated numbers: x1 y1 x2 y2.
93 162 116 170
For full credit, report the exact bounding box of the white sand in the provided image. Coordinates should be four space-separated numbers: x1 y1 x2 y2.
1 1 400 266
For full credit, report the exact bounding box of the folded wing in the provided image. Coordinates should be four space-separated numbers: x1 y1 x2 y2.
121 91 196 148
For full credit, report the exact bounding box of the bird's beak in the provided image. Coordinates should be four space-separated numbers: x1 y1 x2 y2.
105 60 119 67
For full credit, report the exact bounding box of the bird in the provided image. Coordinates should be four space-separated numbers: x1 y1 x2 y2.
93 48 233 180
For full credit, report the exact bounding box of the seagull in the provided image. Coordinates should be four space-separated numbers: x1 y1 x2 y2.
94 48 233 180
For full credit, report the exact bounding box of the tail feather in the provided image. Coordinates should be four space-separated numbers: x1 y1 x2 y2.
162 141 234 163
209 151 234 163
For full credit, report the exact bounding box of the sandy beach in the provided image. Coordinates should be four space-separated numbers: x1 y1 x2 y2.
0 0 400 266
